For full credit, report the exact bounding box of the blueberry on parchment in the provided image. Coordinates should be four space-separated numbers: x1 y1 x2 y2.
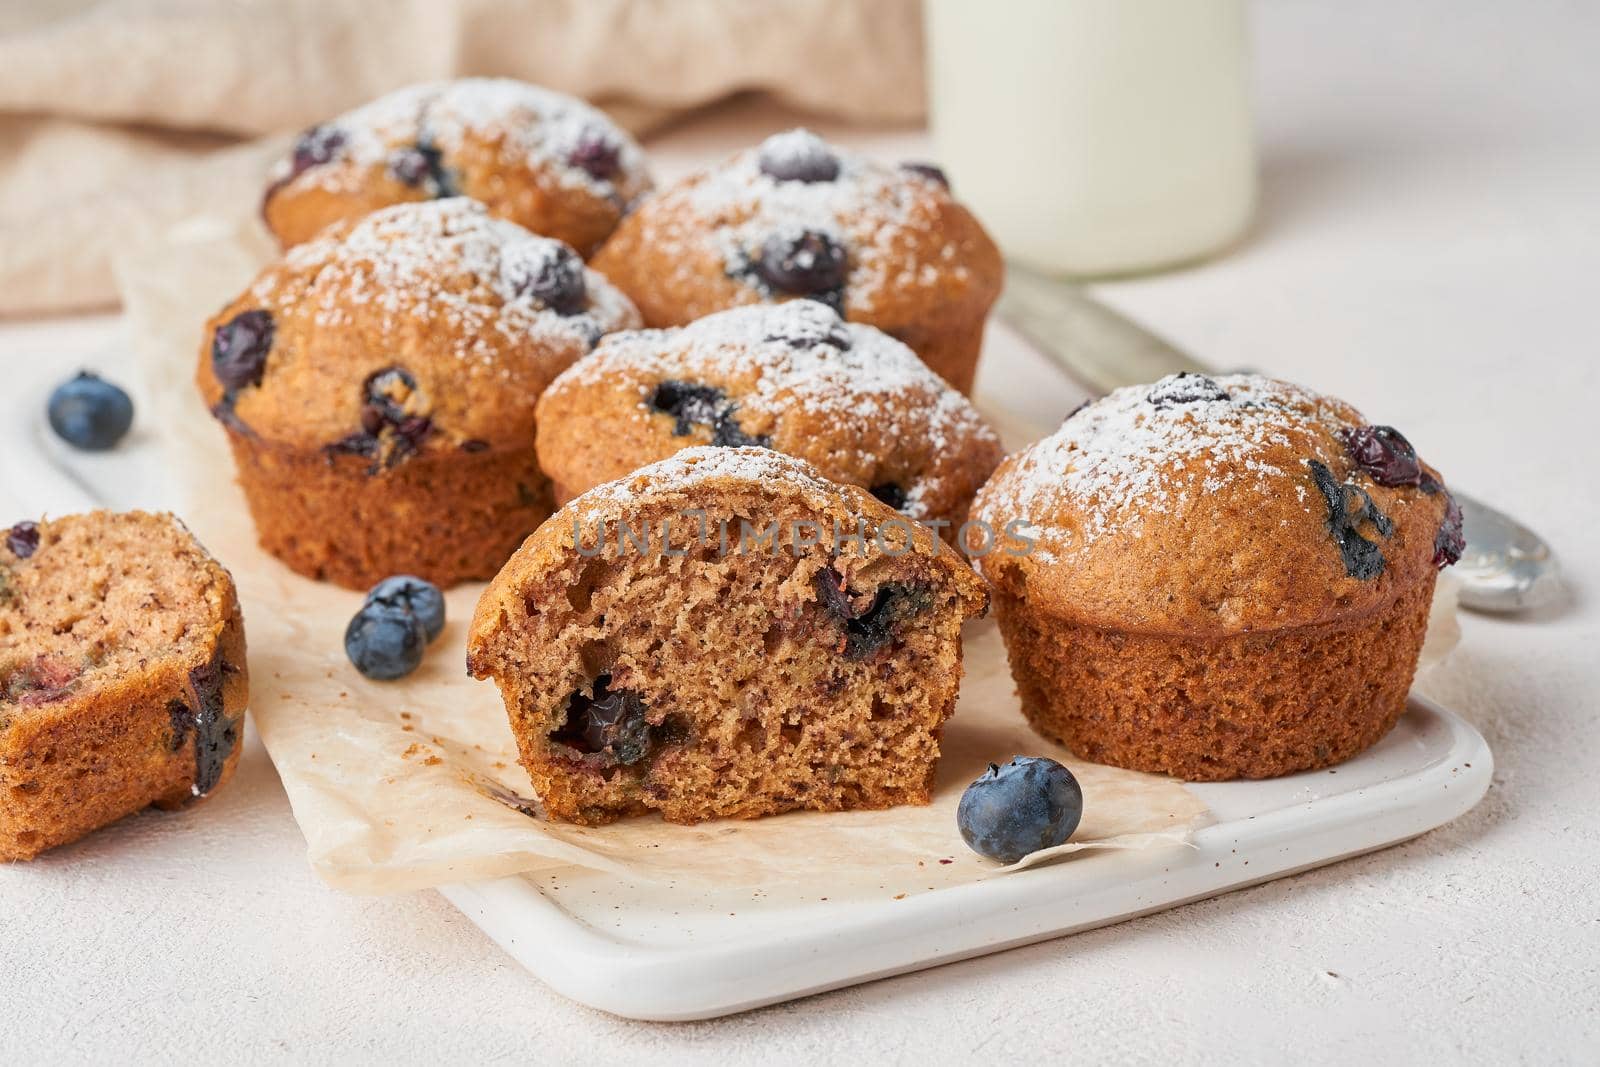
957 756 1084 865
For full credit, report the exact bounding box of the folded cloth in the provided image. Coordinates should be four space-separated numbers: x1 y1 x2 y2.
0 0 925 317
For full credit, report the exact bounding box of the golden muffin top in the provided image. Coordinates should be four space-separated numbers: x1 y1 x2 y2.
535 300 1003 525
971 373 1462 635
197 199 640 463
0 511 237 720
590 128 1002 336
262 77 652 254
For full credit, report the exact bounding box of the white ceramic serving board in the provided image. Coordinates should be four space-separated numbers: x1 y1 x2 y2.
441 698 1490 1020
3 326 1491 1023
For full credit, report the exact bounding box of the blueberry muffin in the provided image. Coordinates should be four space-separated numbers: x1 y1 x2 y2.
1 511 247 860
466 446 988 825
591 128 1003 393
197 198 641 590
970 373 1465 780
535 301 1004 540
263 78 652 254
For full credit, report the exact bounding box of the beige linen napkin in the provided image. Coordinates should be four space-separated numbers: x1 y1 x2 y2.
0 0 926 317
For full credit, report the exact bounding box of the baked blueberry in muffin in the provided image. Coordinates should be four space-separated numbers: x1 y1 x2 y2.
970 373 1462 780
1 511 247 860
262 78 652 255
466 447 987 825
535 301 1004 541
591 128 1003 393
197 198 640 589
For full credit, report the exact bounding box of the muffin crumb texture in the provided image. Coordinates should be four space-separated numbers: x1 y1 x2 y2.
467 447 987 824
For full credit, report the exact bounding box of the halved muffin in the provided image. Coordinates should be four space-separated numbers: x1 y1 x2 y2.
466 447 987 824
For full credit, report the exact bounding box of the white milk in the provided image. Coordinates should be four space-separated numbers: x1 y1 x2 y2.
926 0 1257 276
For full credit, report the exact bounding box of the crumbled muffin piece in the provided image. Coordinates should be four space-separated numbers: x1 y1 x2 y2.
467 447 987 824
0 511 247 860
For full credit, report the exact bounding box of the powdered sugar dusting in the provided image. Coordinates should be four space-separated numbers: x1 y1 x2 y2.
557 302 999 516
576 445 847 515
272 78 649 201
980 374 1357 563
756 128 834 175
259 199 638 365
631 129 954 302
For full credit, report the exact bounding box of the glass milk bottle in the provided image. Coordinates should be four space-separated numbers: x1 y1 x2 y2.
925 0 1257 277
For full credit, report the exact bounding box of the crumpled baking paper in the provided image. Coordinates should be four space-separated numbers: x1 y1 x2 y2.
116 217 1456 894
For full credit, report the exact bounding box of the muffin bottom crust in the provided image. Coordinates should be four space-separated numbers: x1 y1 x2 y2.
226 435 552 590
994 576 1437 780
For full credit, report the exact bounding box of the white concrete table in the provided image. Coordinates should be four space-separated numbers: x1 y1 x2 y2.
2 3 1596 1060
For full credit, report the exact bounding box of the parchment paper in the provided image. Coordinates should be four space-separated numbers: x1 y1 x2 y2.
115 217 1458 894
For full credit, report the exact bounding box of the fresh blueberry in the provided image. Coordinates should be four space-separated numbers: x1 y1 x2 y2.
211 309 274 390
1339 424 1422 487
648 380 726 436
552 674 652 765
757 129 841 183
813 566 933 659
646 380 769 448
174 657 239 797
388 140 458 198
5 653 79 705
6 521 40 559
365 575 446 643
569 127 622 180
755 229 848 298
344 601 427 680
1434 490 1465 569
1147 372 1229 408
762 302 852 350
512 244 587 315
388 146 434 187
900 161 950 188
289 125 345 178
325 367 436 472
362 366 418 426
957 756 1084 865
1308 458 1393 580
47 371 134 451
869 483 907 511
